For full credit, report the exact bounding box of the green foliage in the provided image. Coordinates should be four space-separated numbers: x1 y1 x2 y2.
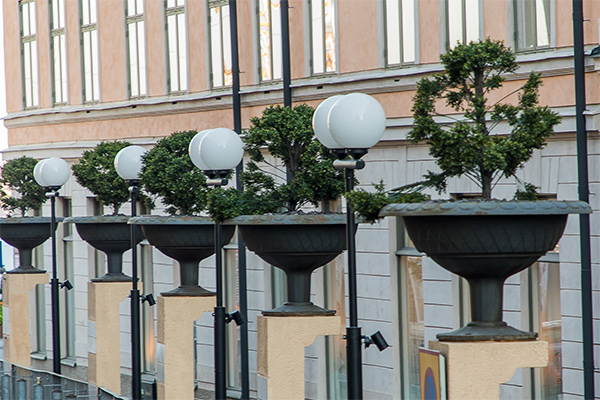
0 156 47 216
72 141 142 215
140 130 209 215
514 182 539 201
346 181 430 224
0 302 3 324
409 39 561 200
241 104 344 212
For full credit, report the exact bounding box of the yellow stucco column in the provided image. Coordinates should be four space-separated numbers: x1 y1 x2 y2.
88 281 132 394
429 340 549 400
2 272 49 368
257 315 343 400
156 295 216 400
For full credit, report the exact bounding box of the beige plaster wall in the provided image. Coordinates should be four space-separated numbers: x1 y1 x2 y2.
98 0 126 103
187 0 208 93
3 1 22 113
66 0 83 105
146 1 166 98
338 0 379 73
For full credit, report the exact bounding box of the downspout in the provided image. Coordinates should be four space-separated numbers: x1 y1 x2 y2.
572 1 595 398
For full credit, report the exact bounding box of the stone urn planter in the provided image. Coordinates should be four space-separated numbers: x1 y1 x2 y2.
65 216 144 282
231 213 347 316
380 200 591 341
0 217 62 274
129 216 235 296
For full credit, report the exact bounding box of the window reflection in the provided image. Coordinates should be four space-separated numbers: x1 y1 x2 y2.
209 2 233 88
310 0 336 75
259 0 283 81
127 1 147 97
21 0 39 108
515 0 551 51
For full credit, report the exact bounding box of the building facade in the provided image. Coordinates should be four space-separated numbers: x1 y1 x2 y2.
1 0 600 398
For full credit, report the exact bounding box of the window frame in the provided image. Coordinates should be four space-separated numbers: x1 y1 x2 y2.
126 0 148 98
383 0 417 67
512 0 554 52
81 0 100 103
443 0 482 49
20 0 40 109
308 0 337 76
257 0 283 83
208 0 233 89
50 0 68 105
165 0 189 93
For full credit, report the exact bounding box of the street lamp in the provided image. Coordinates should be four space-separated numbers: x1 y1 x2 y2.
313 93 388 399
34 157 72 375
189 128 245 400
114 145 155 400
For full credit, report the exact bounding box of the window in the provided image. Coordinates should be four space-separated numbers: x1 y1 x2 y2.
396 224 423 398
309 0 336 74
141 239 156 373
126 0 147 98
224 242 241 391
514 0 551 51
166 0 188 93
258 0 282 82
51 0 68 105
208 0 232 88
525 256 562 399
446 0 480 48
61 198 76 360
384 0 416 65
81 0 100 102
20 0 39 108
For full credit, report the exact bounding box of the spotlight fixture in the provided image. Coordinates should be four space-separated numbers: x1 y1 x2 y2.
226 310 245 326
364 331 390 352
60 280 73 291
142 293 156 307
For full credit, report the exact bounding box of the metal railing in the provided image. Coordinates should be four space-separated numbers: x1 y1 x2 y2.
0 361 127 400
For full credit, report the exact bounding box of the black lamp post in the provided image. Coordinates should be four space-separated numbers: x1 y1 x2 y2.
34 157 72 375
189 128 245 400
313 93 389 399
114 145 155 400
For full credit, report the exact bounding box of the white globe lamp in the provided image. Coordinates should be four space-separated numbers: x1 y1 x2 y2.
34 158 49 187
35 157 70 188
188 129 213 170
114 145 146 181
328 93 387 149
198 128 244 171
313 95 344 149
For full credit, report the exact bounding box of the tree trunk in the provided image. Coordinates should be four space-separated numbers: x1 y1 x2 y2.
481 169 493 200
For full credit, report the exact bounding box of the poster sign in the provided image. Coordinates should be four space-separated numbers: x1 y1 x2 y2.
419 347 446 400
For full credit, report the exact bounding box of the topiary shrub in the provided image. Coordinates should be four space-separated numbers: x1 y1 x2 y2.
409 38 560 200
140 130 209 215
241 104 345 212
0 156 47 216
72 141 145 215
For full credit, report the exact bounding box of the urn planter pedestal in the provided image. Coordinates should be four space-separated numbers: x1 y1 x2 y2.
65 216 144 282
0 217 62 274
231 214 346 316
129 216 235 296
380 200 591 341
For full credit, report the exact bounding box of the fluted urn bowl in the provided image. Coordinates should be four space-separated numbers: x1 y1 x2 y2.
231 213 347 316
380 200 591 341
130 216 235 296
0 217 63 273
65 216 144 282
